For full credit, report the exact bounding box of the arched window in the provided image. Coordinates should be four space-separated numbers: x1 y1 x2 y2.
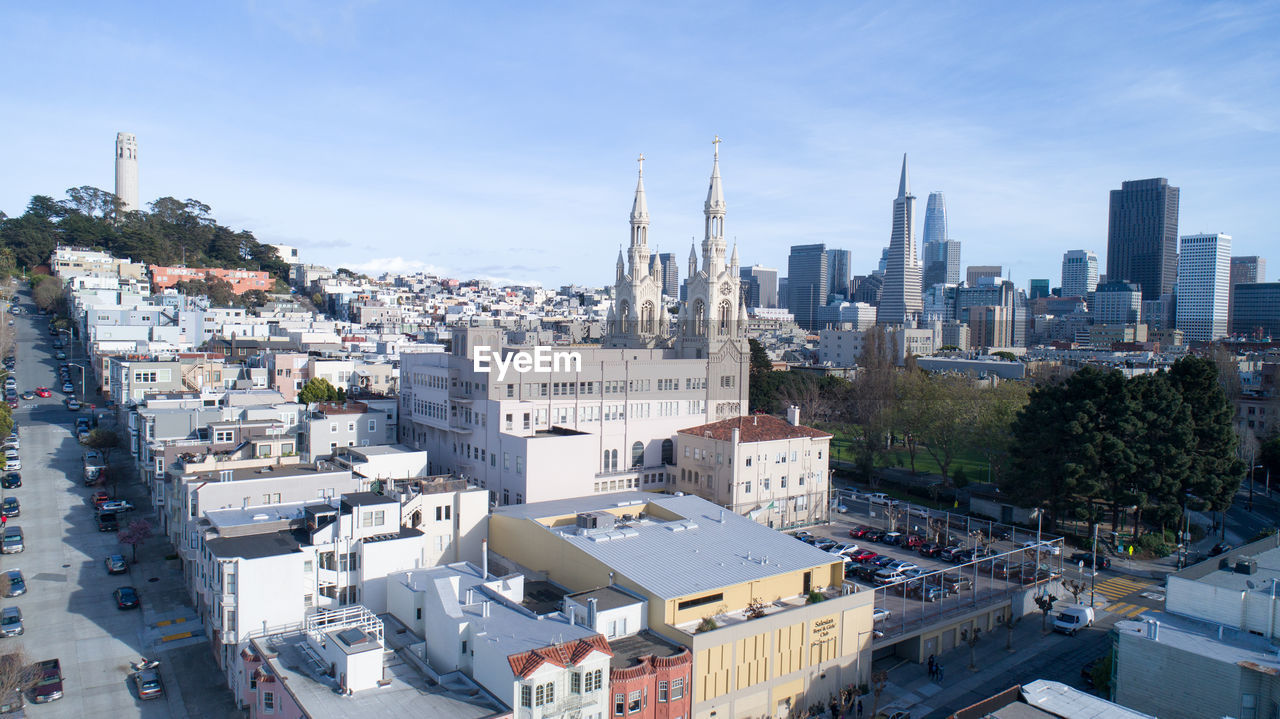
603 449 611 471
661 439 674 465
610 449 619 471
618 301 632 334
631 441 644 468
641 301 655 335
718 300 732 332
692 300 706 336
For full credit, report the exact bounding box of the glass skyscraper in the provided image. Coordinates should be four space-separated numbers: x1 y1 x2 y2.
787 244 828 331
1106 178 1180 301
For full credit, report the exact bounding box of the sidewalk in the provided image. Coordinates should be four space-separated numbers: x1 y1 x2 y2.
877 618 1097 717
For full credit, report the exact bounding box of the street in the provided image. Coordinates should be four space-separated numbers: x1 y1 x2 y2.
0 288 238 717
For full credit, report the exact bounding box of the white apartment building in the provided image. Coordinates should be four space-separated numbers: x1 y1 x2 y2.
1177 232 1232 341
817 328 866 366
674 409 832 529
388 562 614 719
1060 249 1099 298
195 481 488 705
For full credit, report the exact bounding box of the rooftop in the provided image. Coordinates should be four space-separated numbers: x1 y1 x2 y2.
184 462 348 483
607 631 686 670
495 492 842 601
1174 532 1280 591
207 529 304 560
677 414 831 443
252 630 507 719
337 444 425 459
567 585 643 613
1115 612 1280 674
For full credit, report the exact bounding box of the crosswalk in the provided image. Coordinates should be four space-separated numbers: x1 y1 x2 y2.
1093 576 1160 619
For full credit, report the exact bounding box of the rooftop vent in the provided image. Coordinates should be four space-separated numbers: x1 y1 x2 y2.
1236 558 1259 575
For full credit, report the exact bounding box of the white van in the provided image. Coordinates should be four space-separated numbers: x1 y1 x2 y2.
1052 605 1095 636
866 493 891 505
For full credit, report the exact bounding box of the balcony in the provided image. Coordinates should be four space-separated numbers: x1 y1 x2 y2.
518 690 601 719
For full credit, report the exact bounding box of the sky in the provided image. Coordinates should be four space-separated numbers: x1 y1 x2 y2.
2 1 1278 289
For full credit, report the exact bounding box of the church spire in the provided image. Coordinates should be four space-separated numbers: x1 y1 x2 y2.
705 135 725 214
630 153 649 229
897 153 910 199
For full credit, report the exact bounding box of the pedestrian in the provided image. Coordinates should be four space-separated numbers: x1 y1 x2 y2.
927 654 936 679
856 698 863 719
937 664 944 682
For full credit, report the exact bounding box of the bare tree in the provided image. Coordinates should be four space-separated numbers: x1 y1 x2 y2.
870 670 889 719
1002 603 1022 652
962 626 983 671
1063 579 1088 605
1035 593 1058 633
0 649 39 706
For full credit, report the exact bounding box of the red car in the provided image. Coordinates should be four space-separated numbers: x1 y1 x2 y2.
850 549 878 563
34 387 51 398
4 399 15 409
91 491 112 510
904 534 924 549
848 526 871 539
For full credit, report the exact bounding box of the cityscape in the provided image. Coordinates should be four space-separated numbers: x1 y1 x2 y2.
1 4 1279 719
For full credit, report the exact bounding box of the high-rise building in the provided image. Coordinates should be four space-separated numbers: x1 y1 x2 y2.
1228 256 1267 335
826 249 851 301
787 244 828 331
1106 178 1180 301
956 278 1018 347
739 265 778 309
922 192 961 287
1029 279 1050 300
966 266 1003 287
1061 250 1099 298
1176 233 1231 341
1093 281 1143 325
923 239 961 288
1231 282 1280 339
657 252 679 300
877 155 921 326
777 277 788 309
114 132 139 213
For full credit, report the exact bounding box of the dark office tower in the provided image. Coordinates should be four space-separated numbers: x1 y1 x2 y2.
826 249 851 301
740 265 778 308
1029 279 1050 300
777 277 788 309
1106 178 1180 301
657 252 679 299
787 243 828 331
878 155 922 325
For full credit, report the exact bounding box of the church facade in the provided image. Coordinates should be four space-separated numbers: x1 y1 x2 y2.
400 143 751 505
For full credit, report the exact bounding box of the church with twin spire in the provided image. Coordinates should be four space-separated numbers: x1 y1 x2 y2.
606 138 749 370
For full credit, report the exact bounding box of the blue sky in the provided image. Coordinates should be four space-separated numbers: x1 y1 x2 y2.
2 1 1277 288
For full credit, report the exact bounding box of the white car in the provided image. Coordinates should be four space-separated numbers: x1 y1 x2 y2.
835 543 861 557
872 607 892 623
1021 540 1061 556
866 493 891 505
62 382 74 393
3 457 18 472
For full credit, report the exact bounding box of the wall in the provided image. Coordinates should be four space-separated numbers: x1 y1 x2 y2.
1114 629 1280 719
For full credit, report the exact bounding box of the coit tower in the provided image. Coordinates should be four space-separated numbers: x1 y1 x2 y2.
115 132 139 213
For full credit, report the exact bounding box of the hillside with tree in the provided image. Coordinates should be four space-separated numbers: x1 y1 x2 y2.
0 187 290 280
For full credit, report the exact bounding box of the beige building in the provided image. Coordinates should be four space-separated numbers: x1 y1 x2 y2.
675 409 832 529
489 492 875 719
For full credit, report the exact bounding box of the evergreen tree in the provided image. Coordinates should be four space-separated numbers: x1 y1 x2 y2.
1167 356 1245 512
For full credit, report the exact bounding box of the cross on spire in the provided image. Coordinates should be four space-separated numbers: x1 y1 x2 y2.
637 153 645 175
712 135 721 159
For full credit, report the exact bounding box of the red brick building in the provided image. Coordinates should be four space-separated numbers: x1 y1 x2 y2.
608 633 693 719
150 265 272 294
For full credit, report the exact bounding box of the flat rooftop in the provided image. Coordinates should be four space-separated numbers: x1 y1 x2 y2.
339 444 424 458
495 492 841 601
253 631 506 719
1116 612 1280 674
567 585 643 613
607 631 686 670
183 463 346 482
207 529 303 560
1174 532 1280 591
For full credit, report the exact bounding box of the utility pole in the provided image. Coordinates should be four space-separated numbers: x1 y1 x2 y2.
1090 523 1098 607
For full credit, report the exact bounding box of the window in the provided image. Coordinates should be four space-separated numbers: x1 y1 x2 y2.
263 691 275 713
585 669 603 692
435 505 451 521
628 690 641 713
571 672 582 694
631 441 644 468
658 681 668 702
670 678 684 699
745 456 751 467
368 420 377 432
615 694 626 716
361 510 385 527
677 592 724 611
505 414 513 430
330 423 338 433
522 685 533 707
516 456 524 475
215 430 234 443
661 439 674 465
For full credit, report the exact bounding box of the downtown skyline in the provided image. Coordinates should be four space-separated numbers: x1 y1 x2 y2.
2 2 1278 288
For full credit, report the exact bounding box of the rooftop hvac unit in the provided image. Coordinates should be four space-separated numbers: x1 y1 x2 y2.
1235 558 1259 575
575 512 616 531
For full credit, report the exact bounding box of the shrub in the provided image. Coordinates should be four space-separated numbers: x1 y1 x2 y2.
806 590 825 604
1136 533 1171 557
696 617 718 633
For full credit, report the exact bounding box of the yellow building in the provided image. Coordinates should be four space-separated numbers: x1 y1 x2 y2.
489 492 875 719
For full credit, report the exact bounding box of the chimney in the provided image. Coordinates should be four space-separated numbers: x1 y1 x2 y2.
481 539 489 579
482 601 491 618
588 597 598 628
787 405 801 426
568 605 576 626
731 427 740 447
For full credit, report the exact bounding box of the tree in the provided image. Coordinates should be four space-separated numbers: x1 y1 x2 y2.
84 429 122 464
117 518 153 562
1261 433 1280 484
1035 593 1057 633
1002 603 1022 651
0 650 39 708
916 374 979 485
962 626 982 671
1063 579 1088 605
32 276 64 313
870 670 888 719
298 377 342 404
1168 357 1245 514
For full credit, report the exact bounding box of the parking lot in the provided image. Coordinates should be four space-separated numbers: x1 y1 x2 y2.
0 290 237 717
796 490 1065 642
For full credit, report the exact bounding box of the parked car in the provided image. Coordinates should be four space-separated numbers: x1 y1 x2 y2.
865 530 887 543
32 658 63 703
104 554 128 574
814 538 837 552
1 571 24 602
34 387 50 398
1210 542 1233 557
872 607 892 623
55 351 66 361
846 564 878 582
1 527 22 554
903 534 924 549
1069 552 1111 570
918 542 943 558
940 575 973 593
887 559 919 572
114 586 140 610
866 492 891 505
848 526 872 539
833 543 860 557
97 513 118 532
61 381 74 393
66 399 80 411
133 666 164 700
91 491 112 510
0 473 18 489
793 531 814 543
1053 605 1096 636
97 500 133 515
872 554 896 568
873 569 906 586
882 531 903 546
1 497 17 518
0 607 22 638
